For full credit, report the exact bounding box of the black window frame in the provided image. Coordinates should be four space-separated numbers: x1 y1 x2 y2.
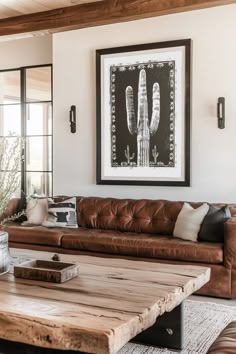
0 63 53 197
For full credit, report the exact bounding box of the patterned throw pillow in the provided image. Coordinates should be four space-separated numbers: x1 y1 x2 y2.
42 197 78 228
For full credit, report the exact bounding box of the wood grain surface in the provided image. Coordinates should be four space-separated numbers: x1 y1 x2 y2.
0 0 103 19
0 0 235 37
0 248 210 354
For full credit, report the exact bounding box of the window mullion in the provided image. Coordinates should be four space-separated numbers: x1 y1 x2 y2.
20 68 26 195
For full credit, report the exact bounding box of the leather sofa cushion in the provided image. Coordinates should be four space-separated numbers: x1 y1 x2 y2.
61 228 223 264
207 321 236 354
4 223 64 246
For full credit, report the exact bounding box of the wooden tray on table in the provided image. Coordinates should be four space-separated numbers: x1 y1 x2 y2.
14 259 79 283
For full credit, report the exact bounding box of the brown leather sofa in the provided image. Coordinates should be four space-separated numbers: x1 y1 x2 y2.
207 321 236 353
2 196 236 299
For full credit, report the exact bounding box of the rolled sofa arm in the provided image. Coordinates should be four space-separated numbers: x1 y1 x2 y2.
0 198 21 224
224 218 236 268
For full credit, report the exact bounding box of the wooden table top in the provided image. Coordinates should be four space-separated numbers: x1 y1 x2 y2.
0 248 210 354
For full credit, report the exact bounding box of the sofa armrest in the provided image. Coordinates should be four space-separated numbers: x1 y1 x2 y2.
224 218 236 268
0 198 21 223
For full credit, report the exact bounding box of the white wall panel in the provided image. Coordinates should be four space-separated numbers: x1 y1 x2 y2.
53 5 236 202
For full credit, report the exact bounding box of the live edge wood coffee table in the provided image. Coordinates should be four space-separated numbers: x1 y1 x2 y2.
0 248 210 354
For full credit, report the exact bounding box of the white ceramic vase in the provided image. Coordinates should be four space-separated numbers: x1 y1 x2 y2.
0 231 10 275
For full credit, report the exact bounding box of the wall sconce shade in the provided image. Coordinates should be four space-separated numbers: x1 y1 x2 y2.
69 105 76 133
217 97 225 129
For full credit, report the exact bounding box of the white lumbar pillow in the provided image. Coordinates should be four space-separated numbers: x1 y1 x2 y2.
23 197 49 225
173 202 209 242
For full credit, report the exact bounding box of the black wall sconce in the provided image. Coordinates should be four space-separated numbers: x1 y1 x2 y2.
217 97 225 129
69 105 76 133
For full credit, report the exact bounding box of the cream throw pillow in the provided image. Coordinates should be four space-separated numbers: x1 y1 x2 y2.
22 197 49 225
173 202 209 242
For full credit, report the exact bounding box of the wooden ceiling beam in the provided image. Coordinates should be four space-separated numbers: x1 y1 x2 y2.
0 0 235 37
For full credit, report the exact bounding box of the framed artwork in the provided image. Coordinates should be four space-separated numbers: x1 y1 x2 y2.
96 39 191 186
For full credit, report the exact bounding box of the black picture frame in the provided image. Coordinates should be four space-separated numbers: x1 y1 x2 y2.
96 39 191 186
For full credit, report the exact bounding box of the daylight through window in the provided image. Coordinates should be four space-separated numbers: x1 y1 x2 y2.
0 65 52 197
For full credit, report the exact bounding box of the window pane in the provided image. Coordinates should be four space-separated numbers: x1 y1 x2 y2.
0 70 21 104
0 105 21 136
26 172 52 196
26 103 52 136
0 171 21 198
0 65 53 197
26 67 51 102
25 136 52 171
0 137 21 171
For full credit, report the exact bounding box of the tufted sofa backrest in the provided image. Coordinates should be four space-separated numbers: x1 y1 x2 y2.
53 196 236 235
76 197 202 235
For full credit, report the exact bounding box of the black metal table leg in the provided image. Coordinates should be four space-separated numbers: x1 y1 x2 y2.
0 339 88 354
133 302 184 350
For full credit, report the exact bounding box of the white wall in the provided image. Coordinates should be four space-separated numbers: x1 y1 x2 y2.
0 35 52 69
53 4 236 203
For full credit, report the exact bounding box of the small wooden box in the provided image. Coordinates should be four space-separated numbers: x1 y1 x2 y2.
14 259 79 283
